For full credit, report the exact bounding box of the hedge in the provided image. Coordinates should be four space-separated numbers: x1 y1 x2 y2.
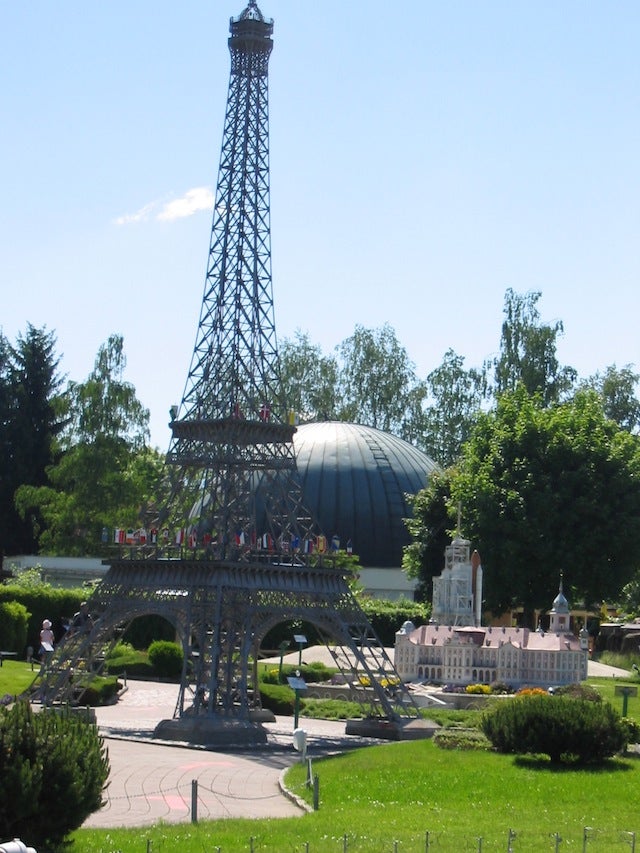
481 694 628 764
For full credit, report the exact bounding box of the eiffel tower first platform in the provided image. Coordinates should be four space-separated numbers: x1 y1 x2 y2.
33 1 423 745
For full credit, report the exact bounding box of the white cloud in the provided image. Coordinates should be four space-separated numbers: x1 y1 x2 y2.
157 187 214 221
113 200 160 226
114 187 214 226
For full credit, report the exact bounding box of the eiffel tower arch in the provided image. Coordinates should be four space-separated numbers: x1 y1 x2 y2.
33 1 423 745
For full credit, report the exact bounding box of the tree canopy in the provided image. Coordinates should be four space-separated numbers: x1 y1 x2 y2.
279 329 339 421
14 334 166 556
336 323 417 434
419 348 485 467
0 325 66 556
405 388 640 620
490 288 577 405
581 363 640 434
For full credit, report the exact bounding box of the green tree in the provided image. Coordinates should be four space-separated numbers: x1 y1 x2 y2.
491 289 576 406
0 325 66 556
15 334 166 555
581 363 640 433
403 469 454 603
620 573 640 619
279 329 339 421
337 323 417 433
418 348 485 467
405 388 640 622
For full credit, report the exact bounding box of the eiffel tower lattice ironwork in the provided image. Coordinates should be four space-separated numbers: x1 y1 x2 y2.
165 0 313 560
32 0 422 744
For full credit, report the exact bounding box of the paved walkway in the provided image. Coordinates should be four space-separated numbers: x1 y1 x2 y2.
87 678 372 829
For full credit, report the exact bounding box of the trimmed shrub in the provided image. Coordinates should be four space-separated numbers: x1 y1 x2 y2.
481 695 628 764
0 584 86 651
259 681 295 715
104 642 155 677
0 699 109 847
0 601 29 654
148 640 183 678
552 682 602 702
433 728 492 751
260 662 333 685
359 598 430 647
490 682 514 695
74 675 122 706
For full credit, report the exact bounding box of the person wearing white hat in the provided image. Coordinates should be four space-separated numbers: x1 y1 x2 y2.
39 619 55 660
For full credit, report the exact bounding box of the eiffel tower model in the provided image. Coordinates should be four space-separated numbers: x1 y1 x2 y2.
33 1 421 745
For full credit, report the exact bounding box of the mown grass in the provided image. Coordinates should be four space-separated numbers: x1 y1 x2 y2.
588 675 640 720
0 658 39 696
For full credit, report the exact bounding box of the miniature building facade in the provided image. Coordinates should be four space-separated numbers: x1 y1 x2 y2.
395 538 589 688
431 535 482 626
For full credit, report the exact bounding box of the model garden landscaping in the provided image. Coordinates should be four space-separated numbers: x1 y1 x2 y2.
2 659 640 852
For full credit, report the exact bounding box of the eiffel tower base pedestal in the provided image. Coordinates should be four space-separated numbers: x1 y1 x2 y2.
345 717 439 741
154 716 268 746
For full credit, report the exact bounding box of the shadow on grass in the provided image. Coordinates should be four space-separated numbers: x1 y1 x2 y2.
513 753 636 773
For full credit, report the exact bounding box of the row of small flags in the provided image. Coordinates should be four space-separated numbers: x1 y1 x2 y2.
230 402 300 425
110 527 353 554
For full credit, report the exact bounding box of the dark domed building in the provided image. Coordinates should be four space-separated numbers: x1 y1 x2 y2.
293 422 439 599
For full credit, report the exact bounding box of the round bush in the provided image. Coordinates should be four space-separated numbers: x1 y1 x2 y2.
148 640 183 678
481 694 628 764
0 700 109 847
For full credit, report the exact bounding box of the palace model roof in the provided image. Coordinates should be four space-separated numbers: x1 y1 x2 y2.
405 624 583 652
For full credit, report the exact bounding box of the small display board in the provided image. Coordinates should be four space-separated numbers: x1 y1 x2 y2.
294 634 307 645
287 676 307 691
615 685 638 697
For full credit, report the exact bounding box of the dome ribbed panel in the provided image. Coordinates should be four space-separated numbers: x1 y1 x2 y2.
293 422 439 568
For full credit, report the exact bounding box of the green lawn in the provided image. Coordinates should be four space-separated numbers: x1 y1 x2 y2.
588 675 640 720
0 659 39 697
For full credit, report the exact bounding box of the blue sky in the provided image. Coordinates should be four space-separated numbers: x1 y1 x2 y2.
2 1 639 449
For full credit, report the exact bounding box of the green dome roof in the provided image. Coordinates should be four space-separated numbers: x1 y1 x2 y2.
293 422 439 568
